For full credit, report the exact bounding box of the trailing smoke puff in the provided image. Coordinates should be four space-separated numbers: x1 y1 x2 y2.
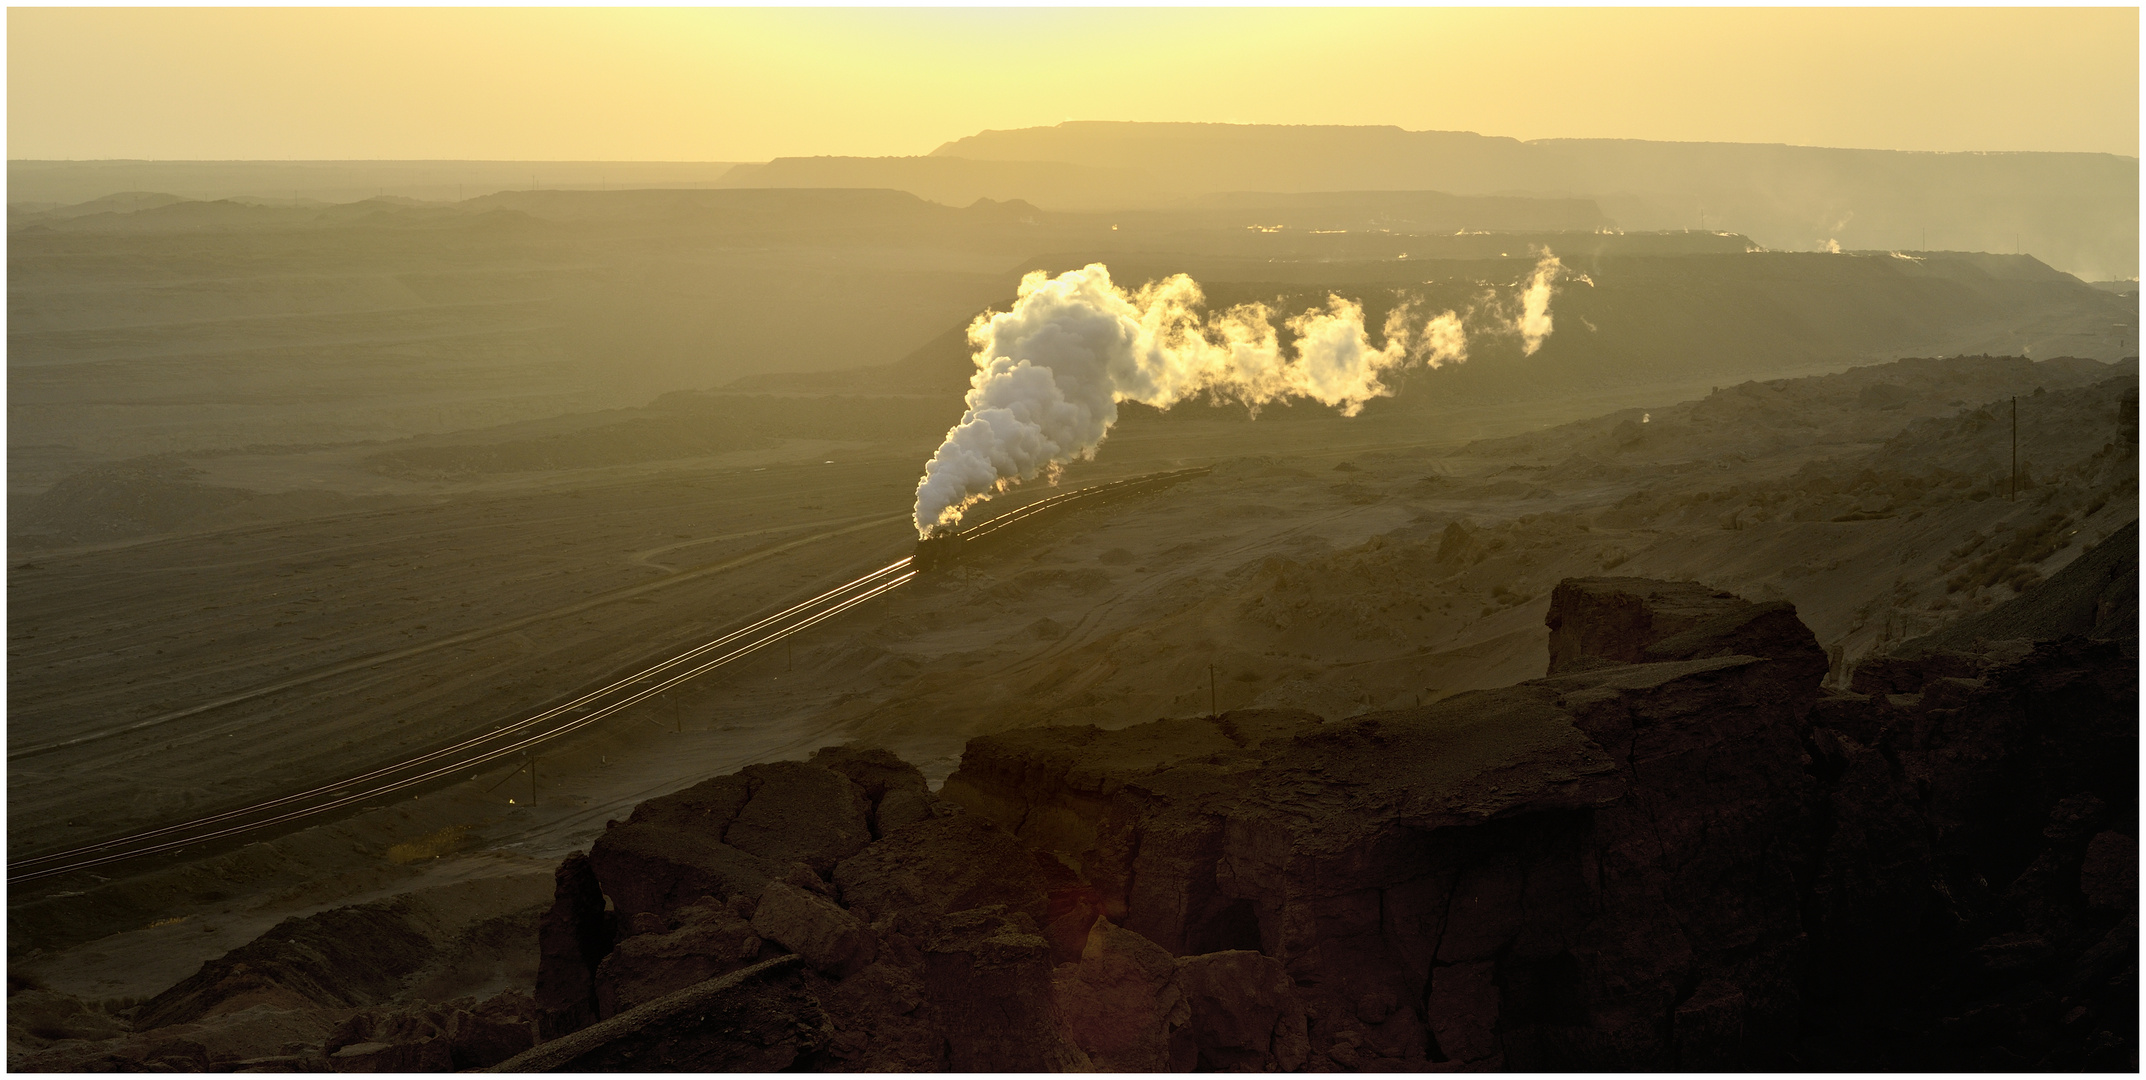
911 256 1560 537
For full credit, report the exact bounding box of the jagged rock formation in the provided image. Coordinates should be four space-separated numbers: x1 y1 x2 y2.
498 568 2131 1070
10 874 550 1072
941 580 1829 1070
1543 575 1830 680
1803 637 2138 1065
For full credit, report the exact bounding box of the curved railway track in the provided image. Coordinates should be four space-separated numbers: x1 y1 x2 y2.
7 466 1210 886
8 560 916 884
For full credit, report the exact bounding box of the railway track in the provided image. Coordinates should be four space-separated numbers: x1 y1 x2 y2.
7 465 1209 886
7 559 915 884
912 465 1211 570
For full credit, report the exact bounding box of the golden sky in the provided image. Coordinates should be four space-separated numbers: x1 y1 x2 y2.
8 7 2138 161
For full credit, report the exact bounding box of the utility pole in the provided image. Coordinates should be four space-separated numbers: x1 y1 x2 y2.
1209 664 1217 717
528 754 538 804
2011 396 2019 501
672 692 681 734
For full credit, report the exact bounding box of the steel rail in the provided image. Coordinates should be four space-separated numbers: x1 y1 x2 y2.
10 571 918 884
962 466 1211 541
9 514 910 761
8 556 915 875
11 465 1202 885
7 565 915 883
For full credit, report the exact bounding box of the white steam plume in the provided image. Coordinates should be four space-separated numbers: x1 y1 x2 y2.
1514 252 1562 356
911 256 1560 536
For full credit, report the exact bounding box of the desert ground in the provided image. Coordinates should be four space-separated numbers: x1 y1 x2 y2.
9 348 2135 1019
5 180 2138 1065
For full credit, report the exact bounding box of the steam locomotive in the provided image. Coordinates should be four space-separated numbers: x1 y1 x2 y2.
911 527 962 574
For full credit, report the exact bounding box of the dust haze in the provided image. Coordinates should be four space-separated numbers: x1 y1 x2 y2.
7 35 2140 1076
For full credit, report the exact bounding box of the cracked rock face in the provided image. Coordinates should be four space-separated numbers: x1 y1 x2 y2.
537 747 926 1039
944 649 1824 1068
751 881 874 978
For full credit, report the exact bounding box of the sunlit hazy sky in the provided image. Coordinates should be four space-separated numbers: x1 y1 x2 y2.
8 7 2139 161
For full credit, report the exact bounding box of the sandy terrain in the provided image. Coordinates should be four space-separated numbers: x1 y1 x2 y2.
10 348 2135 1019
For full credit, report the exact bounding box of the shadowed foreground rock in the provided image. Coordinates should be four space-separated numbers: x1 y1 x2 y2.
21 572 2129 1071
11 874 552 1072
488 574 2131 1070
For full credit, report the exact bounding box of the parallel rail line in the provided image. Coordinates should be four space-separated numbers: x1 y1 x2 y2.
8 513 908 762
9 560 915 884
7 466 1208 886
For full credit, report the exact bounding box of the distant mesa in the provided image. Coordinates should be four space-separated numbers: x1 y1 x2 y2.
932 121 2140 281
715 155 1161 211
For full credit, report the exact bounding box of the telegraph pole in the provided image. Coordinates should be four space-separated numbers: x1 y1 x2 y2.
2011 396 2019 501
1209 664 1217 717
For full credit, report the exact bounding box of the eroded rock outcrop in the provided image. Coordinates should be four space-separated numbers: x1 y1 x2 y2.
533 852 611 1039
534 747 917 1034
498 573 2132 1071
1801 632 2139 1069
1050 918 1189 1070
937 624 1827 1068
12 872 551 1072
133 873 549 1032
1543 575 1829 681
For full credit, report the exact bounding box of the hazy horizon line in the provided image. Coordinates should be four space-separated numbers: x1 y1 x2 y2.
11 117 2146 167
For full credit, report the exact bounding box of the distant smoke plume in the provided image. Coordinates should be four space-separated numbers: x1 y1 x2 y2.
911 256 1562 536
1514 252 1562 356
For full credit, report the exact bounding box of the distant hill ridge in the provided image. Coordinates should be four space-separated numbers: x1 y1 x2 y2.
931 122 2139 280
12 122 2135 276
